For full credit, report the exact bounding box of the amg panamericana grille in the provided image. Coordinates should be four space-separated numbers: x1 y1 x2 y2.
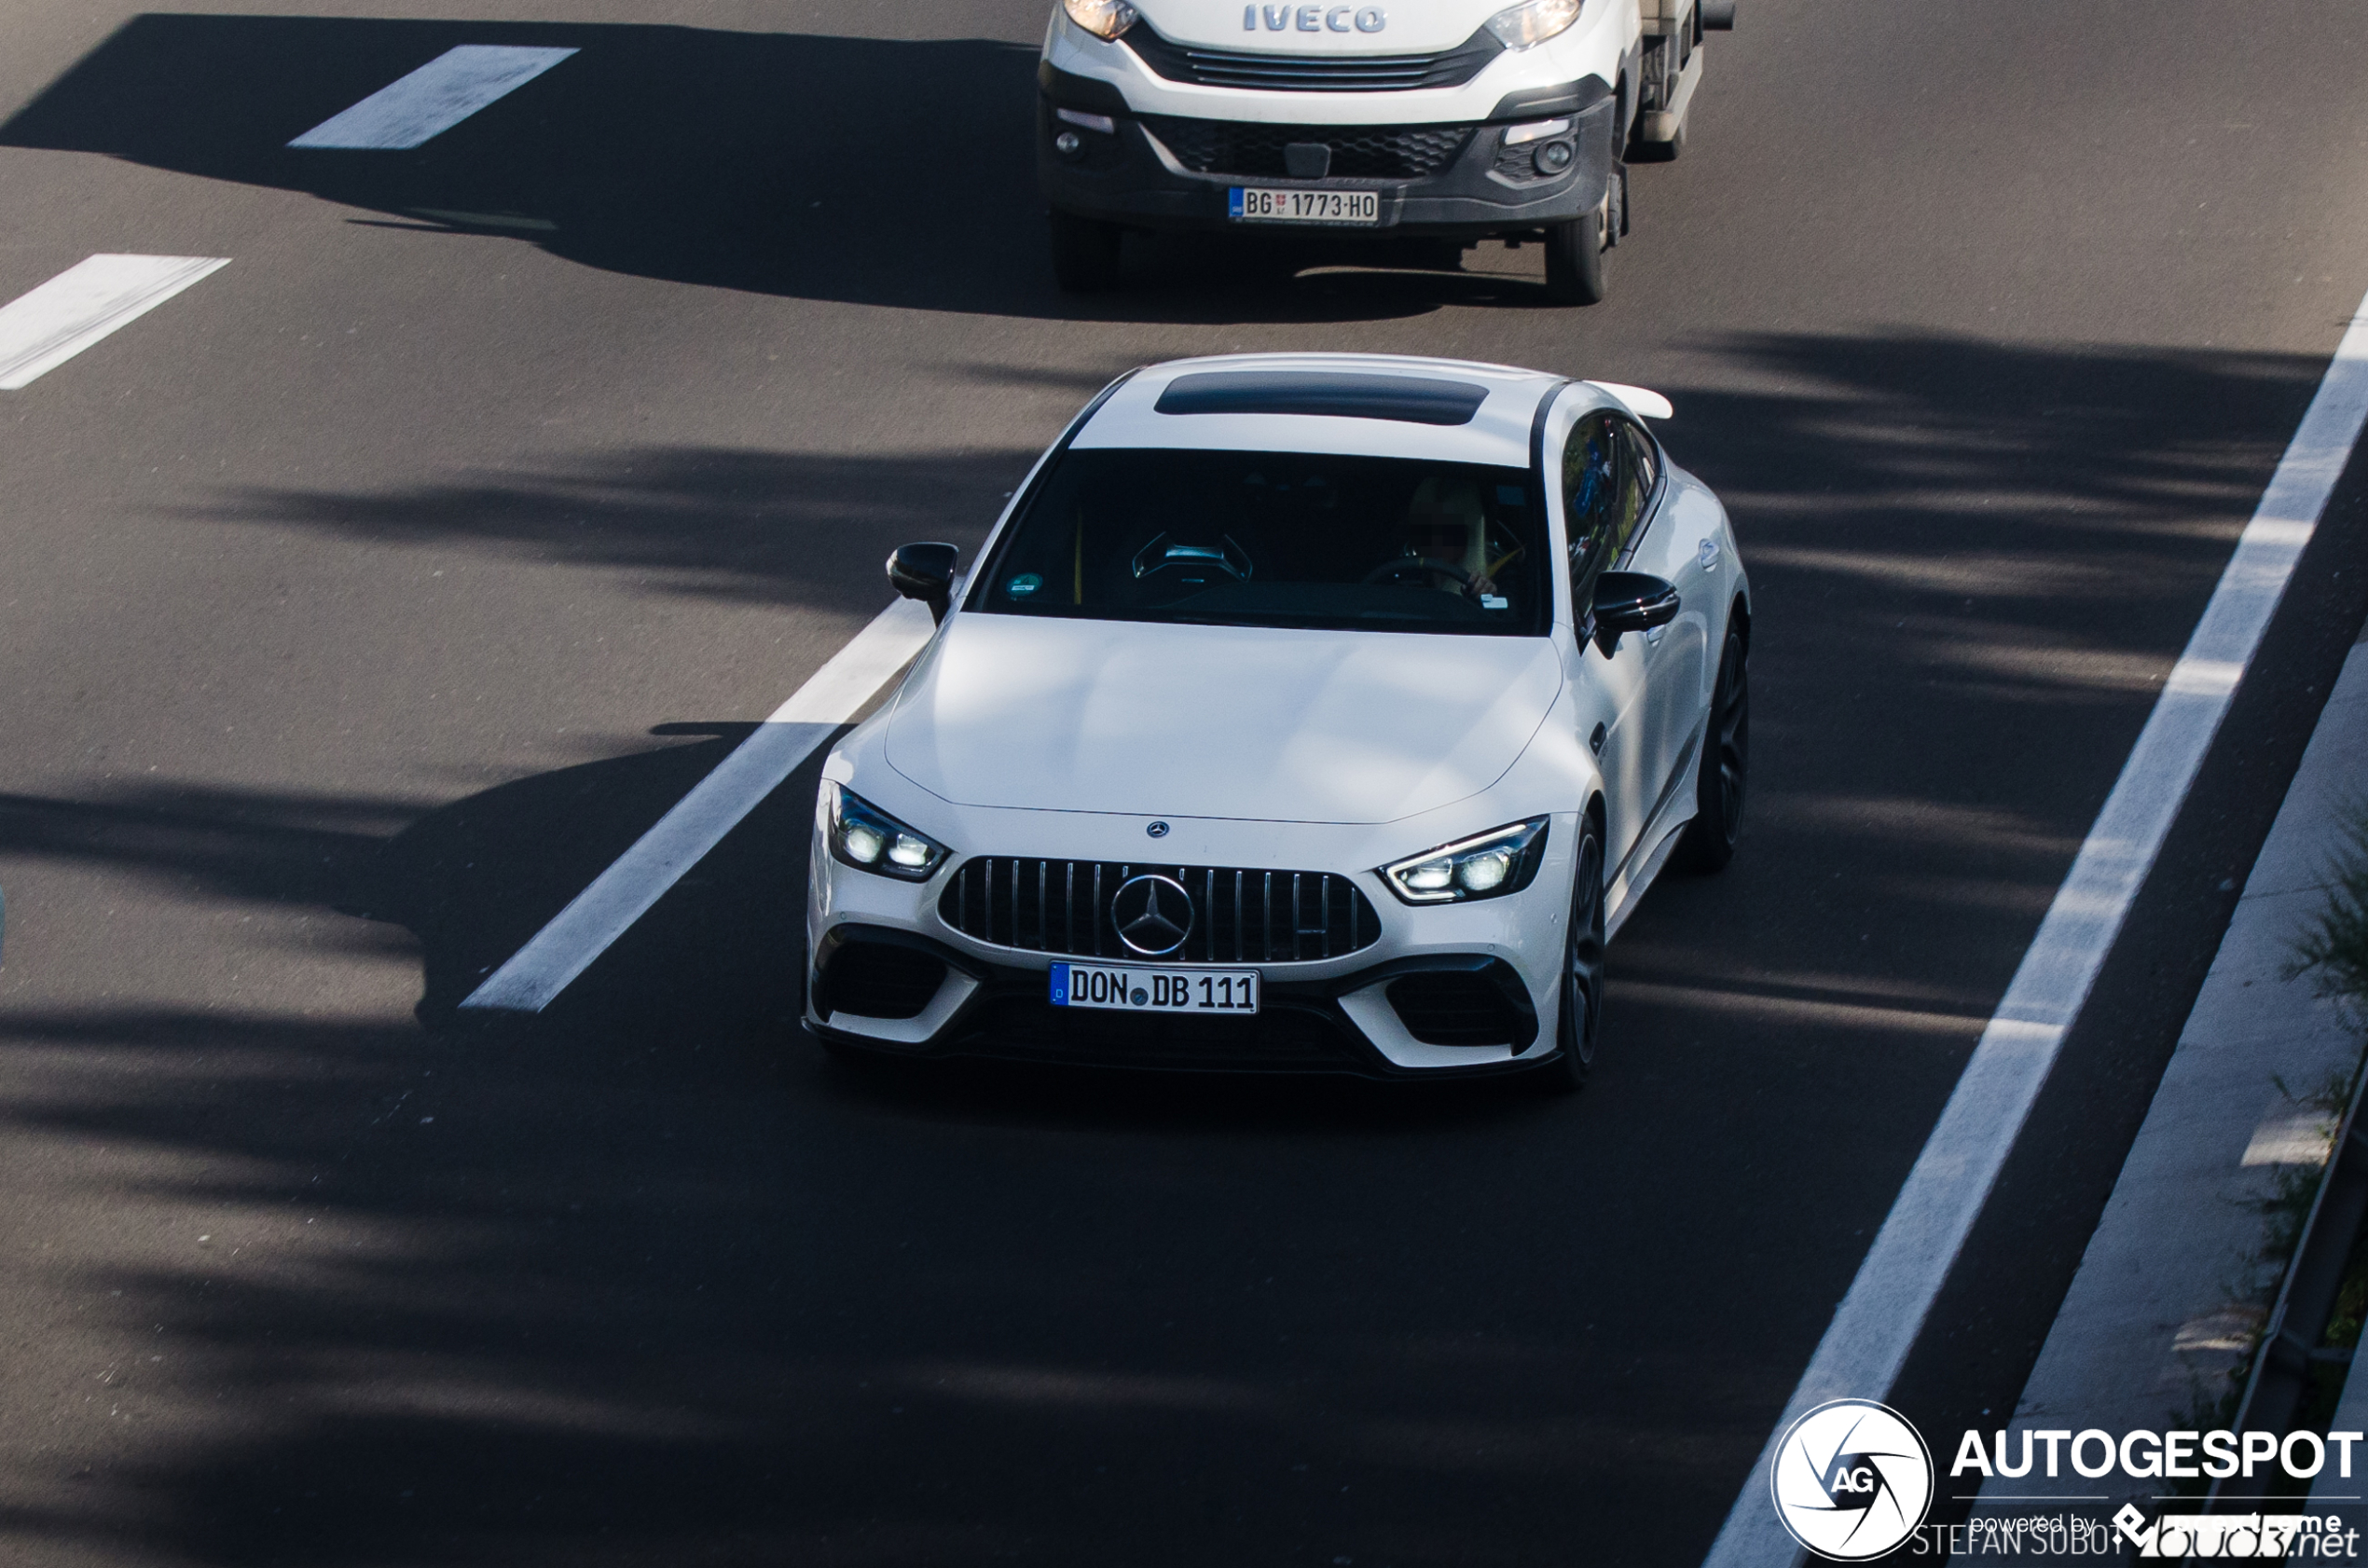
939 859 1383 963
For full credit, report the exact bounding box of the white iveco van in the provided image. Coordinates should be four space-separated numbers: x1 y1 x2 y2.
1035 0 1732 302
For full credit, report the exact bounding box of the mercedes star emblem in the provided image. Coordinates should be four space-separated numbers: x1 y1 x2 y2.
1111 873 1193 956
1146 820 1170 838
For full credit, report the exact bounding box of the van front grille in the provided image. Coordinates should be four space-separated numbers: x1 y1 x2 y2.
1122 25 1503 93
939 859 1382 964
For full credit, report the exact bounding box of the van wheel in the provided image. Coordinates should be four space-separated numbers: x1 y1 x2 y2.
1049 212 1122 293
1542 174 1618 305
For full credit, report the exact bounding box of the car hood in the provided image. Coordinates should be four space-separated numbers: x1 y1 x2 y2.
885 614 1563 825
1136 0 1497 52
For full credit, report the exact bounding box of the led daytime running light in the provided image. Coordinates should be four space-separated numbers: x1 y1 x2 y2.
828 785 949 882
1381 818 1550 905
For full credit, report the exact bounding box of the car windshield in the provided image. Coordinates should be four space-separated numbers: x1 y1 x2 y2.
965 447 1549 635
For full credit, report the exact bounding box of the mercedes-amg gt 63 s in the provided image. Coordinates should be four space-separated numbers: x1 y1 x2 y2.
805 352 1749 1085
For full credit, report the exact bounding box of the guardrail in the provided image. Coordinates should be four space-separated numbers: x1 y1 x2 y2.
2206 1059 2368 1509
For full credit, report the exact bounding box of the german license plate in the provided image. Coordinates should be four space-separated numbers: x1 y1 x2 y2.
1229 187 1380 226
1051 962 1260 1015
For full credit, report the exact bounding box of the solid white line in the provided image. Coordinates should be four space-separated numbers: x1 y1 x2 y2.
459 598 938 1015
1703 289 2368 1568
288 45 577 150
0 254 228 390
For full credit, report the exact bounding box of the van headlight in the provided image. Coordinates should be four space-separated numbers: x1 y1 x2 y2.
1062 0 1139 40
1485 0 1583 48
827 785 949 881
1380 818 1550 904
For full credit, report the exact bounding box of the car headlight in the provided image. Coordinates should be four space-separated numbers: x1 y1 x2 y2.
1062 0 1139 40
1485 0 1583 48
1380 818 1550 904
827 785 949 881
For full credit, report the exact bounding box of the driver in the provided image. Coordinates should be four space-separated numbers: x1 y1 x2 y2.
1401 475 1498 595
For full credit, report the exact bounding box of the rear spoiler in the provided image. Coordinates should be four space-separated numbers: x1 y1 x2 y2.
1583 381 1673 420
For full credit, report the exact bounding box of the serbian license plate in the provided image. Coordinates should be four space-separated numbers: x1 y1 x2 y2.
1051 962 1260 1015
1229 187 1381 226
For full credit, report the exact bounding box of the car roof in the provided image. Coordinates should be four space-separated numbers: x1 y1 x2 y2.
1072 352 1606 469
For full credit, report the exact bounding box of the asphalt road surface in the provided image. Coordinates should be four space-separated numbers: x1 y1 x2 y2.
2 1 2367 1563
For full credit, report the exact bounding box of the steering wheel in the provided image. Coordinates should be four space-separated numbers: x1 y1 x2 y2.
1362 556 1480 595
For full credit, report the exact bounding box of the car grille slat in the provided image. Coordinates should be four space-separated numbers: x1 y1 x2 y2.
1140 116 1475 181
940 859 1381 963
1232 870 1246 963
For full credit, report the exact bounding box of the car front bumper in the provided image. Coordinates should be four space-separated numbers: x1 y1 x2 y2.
804 799 1582 1079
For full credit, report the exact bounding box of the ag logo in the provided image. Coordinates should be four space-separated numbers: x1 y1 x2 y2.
1769 1399 1934 1561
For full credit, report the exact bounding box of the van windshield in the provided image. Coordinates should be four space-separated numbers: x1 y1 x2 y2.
965 447 1548 636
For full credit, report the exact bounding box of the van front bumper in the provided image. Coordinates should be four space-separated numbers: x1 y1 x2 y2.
1036 67 1620 239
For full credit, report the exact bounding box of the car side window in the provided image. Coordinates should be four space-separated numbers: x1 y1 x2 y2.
1563 413 1620 584
1605 417 1659 563
1618 420 1659 549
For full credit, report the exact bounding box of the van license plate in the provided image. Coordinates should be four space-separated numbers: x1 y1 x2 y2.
1229 187 1380 225
1051 962 1260 1014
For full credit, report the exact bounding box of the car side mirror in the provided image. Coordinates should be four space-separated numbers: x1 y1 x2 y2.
1591 571 1680 653
887 542 960 624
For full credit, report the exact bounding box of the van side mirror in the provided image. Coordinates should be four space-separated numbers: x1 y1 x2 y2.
1591 571 1679 653
887 543 960 624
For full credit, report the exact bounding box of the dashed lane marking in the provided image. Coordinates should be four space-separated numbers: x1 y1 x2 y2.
459 598 939 1016
1702 286 2368 1567
0 254 229 391
288 45 577 151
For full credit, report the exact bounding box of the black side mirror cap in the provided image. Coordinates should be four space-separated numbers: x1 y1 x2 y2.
887 542 960 624
1700 0 1735 29
1591 571 1680 653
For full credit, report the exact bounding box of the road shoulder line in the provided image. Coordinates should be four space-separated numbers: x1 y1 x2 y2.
1703 288 2368 1567
1976 630 2368 1525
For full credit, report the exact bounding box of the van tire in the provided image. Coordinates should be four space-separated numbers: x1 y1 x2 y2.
1542 204 1609 306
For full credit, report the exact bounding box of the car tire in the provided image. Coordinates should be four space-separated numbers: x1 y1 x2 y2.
1674 621 1749 873
1537 814 1606 1092
1049 211 1122 293
1541 182 1616 306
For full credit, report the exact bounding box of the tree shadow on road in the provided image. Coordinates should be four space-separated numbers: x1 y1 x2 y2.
0 326 2361 1565
0 13 1547 323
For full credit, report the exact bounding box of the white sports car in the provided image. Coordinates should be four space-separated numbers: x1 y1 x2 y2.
804 352 1748 1085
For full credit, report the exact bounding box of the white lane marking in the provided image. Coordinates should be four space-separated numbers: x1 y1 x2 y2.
288 45 577 150
460 598 938 1015
1703 288 2368 1568
0 254 228 390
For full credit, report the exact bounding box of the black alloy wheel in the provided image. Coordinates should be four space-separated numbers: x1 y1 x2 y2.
1049 211 1122 293
1539 815 1606 1092
1675 620 1749 872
